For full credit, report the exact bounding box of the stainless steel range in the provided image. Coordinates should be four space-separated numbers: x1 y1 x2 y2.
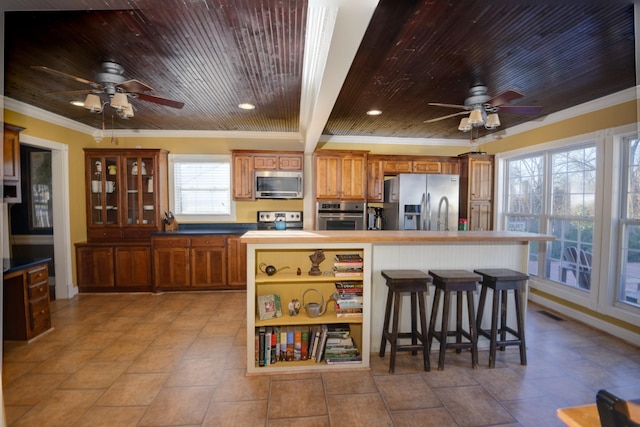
256 211 303 230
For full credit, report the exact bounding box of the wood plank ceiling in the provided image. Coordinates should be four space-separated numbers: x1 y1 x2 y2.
2 0 636 148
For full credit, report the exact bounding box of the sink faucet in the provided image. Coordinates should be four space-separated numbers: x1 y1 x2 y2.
437 196 449 231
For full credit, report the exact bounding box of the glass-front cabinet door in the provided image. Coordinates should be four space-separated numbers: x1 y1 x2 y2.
125 155 156 227
87 154 120 227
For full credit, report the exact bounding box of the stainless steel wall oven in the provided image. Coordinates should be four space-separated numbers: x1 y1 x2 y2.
315 201 366 230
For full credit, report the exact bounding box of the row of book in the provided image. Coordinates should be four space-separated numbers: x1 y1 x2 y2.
255 324 361 366
335 281 363 318
333 253 363 277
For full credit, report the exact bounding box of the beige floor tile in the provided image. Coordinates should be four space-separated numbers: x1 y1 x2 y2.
165 357 226 386
4 405 32 425
142 309 182 324
91 316 139 332
212 369 270 402
501 396 568 427
3 373 69 406
92 339 150 362
139 386 215 426
185 336 234 359
266 415 330 427
149 329 199 349
126 346 187 373
470 366 544 401
323 370 379 395
268 378 327 419
2 361 38 387
2 340 67 363
120 322 167 341
433 385 516 427
225 345 248 369
199 320 242 338
327 393 394 426
168 314 211 331
59 360 131 389
96 372 170 406
10 389 102 427
74 406 148 427
374 373 441 411
390 407 459 427
30 349 98 374
64 330 123 351
203 400 268 427
421 365 478 388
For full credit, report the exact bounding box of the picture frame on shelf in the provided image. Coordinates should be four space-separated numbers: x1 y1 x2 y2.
257 294 283 320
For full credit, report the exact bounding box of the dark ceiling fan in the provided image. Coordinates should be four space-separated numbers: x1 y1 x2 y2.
424 85 543 130
31 61 185 111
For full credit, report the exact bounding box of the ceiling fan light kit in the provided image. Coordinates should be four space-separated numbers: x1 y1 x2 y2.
458 117 471 132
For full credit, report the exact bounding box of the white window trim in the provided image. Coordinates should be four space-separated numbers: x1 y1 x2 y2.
495 123 640 330
168 154 236 223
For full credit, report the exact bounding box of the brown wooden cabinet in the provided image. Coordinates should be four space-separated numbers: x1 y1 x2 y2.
3 124 25 203
152 234 246 291
76 242 152 291
459 153 494 231
314 151 367 200
3 260 51 341
366 157 384 201
226 235 247 287
232 150 303 200
83 148 168 241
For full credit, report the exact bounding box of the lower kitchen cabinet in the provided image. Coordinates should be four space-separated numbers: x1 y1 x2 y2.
76 243 152 291
3 260 52 341
152 234 246 291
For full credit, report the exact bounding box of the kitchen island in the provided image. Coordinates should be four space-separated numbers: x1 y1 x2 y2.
241 230 553 374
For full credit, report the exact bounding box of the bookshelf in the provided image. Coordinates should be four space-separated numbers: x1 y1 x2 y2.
246 243 372 374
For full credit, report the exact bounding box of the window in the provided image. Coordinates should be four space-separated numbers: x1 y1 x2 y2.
504 144 596 291
618 136 640 308
169 154 235 222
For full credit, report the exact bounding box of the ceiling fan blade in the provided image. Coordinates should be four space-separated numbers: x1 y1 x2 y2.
499 105 544 114
487 89 524 107
117 79 154 93
44 89 93 95
31 65 95 86
136 93 185 109
428 102 468 110
423 110 470 123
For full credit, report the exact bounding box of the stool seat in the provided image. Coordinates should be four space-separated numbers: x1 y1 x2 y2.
474 268 529 368
379 270 431 373
428 269 480 370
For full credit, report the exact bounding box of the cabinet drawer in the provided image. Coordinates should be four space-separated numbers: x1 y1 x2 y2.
27 265 48 286
88 228 123 240
28 282 49 300
29 297 50 330
153 237 190 248
190 236 225 247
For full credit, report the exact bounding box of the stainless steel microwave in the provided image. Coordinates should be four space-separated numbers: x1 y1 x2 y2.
254 170 303 199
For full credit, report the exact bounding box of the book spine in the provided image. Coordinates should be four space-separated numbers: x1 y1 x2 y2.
264 328 271 366
280 327 287 361
301 327 310 360
271 328 277 365
258 327 266 367
286 327 294 361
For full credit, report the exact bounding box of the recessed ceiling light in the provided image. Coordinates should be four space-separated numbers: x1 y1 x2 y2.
367 109 382 116
70 100 85 107
238 103 256 110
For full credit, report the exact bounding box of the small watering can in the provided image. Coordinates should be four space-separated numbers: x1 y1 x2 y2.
302 289 339 318
259 263 290 276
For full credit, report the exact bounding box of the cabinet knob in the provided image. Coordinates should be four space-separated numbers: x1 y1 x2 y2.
40 310 45 314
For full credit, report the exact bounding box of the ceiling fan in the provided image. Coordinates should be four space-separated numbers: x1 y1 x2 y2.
31 61 185 117
424 85 543 132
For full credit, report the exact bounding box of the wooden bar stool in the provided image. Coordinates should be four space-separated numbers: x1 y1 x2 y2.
427 269 480 370
379 270 431 373
474 268 529 368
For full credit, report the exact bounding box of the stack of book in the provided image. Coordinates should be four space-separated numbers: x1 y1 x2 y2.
333 253 363 277
334 281 363 318
255 326 312 367
323 324 362 364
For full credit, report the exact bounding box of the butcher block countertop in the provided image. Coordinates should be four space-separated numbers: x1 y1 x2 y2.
240 230 554 244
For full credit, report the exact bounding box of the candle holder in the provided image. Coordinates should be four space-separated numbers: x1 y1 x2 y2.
308 249 325 276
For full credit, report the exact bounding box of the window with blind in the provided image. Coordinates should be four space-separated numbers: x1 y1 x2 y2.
169 154 235 221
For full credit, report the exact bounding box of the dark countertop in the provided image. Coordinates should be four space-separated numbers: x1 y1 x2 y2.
3 257 52 275
152 223 257 236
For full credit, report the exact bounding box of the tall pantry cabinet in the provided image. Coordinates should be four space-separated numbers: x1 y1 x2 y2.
459 153 494 231
75 149 168 292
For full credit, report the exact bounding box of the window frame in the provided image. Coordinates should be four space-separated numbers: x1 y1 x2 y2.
168 153 236 223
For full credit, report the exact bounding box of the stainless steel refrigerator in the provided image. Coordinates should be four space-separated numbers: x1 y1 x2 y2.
383 174 460 231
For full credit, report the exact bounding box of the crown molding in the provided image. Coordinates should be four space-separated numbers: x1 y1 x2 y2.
319 134 470 146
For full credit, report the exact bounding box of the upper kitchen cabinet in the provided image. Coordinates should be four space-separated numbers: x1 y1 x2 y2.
3 124 25 203
84 148 168 241
459 153 494 231
314 151 367 200
232 150 304 200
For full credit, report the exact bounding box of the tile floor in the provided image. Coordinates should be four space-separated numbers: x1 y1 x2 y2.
3 291 640 426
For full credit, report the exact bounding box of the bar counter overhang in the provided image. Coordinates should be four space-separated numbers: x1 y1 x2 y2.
241 230 554 354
